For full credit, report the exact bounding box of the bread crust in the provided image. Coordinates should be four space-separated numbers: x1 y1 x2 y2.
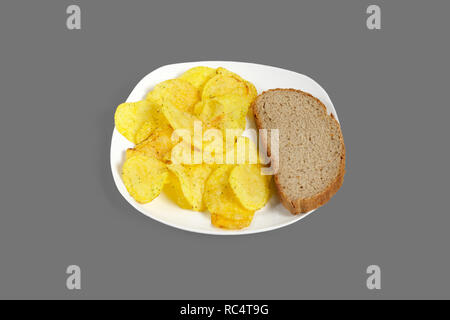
252 88 346 214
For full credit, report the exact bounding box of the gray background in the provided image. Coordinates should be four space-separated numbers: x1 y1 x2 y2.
0 0 448 299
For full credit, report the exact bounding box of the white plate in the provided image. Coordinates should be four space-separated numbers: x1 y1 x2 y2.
110 61 339 235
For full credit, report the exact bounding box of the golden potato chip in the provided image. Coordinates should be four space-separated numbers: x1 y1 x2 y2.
198 99 224 128
161 101 203 151
229 164 271 211
202 74 248 101
198 69 258 149
135 120 156 145
215 94 249 131
204 165 254 219
195 97 245 131
114 100 159 144
169 139 196 165
134 103 169 144
126 127 174 162
219 90 256 113
215 68 257 105
122 154 168 204
126 148 137 160
216 67 240 79
161 101 202 132
211 212 254 230
200 93 255 134
146 79 199 113
214 93 250 110
193 101 204 117
164 171 192 209
198 98 245 136
178 66 216 93
165 164 213 211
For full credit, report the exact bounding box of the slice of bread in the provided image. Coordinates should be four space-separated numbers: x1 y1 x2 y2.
252 89 345 214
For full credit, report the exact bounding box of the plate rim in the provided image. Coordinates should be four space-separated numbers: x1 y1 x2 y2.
110 60 337 235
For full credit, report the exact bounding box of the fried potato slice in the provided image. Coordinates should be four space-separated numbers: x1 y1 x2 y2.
211 212 255 230
198 97 245 136
178 66 216 93
199 93 255 133
164 164 213 211
134 108 170 144
193 101 204 117
229 164 271 211
126 127 174 162
199 70 258 157
215 94 250 131
202 74 248 101
215 67 257 105
161 101 202 132
114 100 160 144
198 99 224 129
204 165 254 219
121 154 168 204
146 79 199 113
135 120 156 145
164 171 192 209
161 101 203 152
216 67 241 79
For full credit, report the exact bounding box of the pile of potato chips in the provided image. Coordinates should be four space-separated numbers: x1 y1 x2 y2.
115 66 271 229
